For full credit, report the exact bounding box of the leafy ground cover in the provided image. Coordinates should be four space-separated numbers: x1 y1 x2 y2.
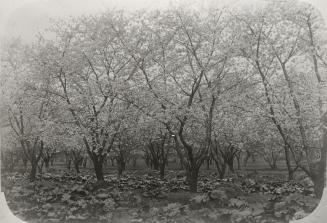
1 170 319 223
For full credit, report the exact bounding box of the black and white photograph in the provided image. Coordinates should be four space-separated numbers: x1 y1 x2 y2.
1 0 327 222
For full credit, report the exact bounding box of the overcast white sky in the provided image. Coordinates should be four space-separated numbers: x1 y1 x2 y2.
0 0 327 43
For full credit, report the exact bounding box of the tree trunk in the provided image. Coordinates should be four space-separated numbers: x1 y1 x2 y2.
159 164 165 179
117 160 125 176
270 156 278 170
67 159 71 171
288 168 294 181
117 159 125 176
8 153 15 172
311 128 327 198
116 153 126 176
179 160 184 170
74 161 80 174
93 159 104 181
255 55 297 180
227 159 234 173
84 137 106 181
122 160 126 171
243 152 249 167
187 167 199 192
44 159 50 172
219 164 226 179
22 158 28 173
269 162 277 170
118 166 123 176
236 155 241 170
132 157 137 168
30 162 37 182
284 145 294 180
144 156 150 168
152 159 159 170
214 160 226 179
206 158 210 170
312 172 324 198
38 160 44 174
119 168 123 176
307 18 326 198
83 158 87 167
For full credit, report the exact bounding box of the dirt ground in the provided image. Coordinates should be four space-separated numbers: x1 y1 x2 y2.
1 161 319 223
